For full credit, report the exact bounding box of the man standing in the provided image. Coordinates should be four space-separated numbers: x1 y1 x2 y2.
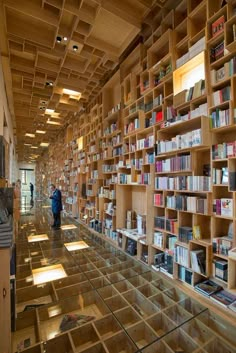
49 184 62 229
30 182 34 198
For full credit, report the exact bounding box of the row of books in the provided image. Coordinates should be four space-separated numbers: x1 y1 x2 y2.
210 57 236 84
210 40 224 63
145 111 163 128
136 173 151 185
212 166 228 185
166 195 208 215
154 193 163 206
154 216 178 234
155 175 211 191
124 118 140 134
210 108 230 128
178 226 193 244
212 85 231 106
136 135 154 150
155 154 191 173
156 128 202 154
170 102 208 124
212 140 236 159
153 94 163 107
176 36 205 68
175 246 189 267
213 236 233 256
190 249 206 274
194 279 236 312
213 198 233 217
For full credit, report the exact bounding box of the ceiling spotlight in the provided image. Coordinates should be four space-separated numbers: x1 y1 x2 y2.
73 45 78 52
63 36 68 41
56 36 62 43
39 106 45 110
46 81 53 87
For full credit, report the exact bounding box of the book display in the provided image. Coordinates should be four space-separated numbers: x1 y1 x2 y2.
32 1 236 346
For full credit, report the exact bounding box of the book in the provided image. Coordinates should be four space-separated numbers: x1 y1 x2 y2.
212 15 225 38
210 290 236 307
221 198 233 217
193 225 201 240
194 280 223 297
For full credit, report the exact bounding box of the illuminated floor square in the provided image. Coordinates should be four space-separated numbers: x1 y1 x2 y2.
61 224 77 230
64 240 89 251
32 264 67 285
28 234 49 242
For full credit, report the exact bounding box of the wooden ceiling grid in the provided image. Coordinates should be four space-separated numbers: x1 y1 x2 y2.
0 0 171 161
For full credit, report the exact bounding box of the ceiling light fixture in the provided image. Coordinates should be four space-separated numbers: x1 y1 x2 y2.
46 120 62 126
46 81 53 87
63 36 68 41
24 143 32 146
40 142 50 147
63 88 81 100
45 109 55 114
56 36 62 43
25 133 35 138
31 146 38 149
73 45 78 51
36 130 46 134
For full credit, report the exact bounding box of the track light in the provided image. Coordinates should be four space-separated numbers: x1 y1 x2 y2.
73 45 78 51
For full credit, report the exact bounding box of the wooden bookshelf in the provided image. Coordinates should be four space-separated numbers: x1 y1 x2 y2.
35 0 236 329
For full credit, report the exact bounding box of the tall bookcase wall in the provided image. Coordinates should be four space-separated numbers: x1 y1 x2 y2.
40 0 236 298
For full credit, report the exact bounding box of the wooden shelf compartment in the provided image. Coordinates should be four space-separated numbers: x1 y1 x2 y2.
162 303 193 326
196 309 236 348
122 289 157 319
189 241 212 278
126 321 158 349
162 327 201 352
12 310 40 353
206 4 228 42
147 29 173 71
16 282 57 314
188 1 207 40
103 331 138 353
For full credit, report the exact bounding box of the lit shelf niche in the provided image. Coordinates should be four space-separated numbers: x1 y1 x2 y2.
173 51 205 96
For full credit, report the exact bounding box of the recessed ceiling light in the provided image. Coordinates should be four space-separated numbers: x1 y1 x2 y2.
24 143 32 146
73 45 78 51
31 146 38 149
56 36 62 43
25 133 35 138
63 36 68 41
39 106 45 110
40 142 50 147
36 130 46 134
45 109 55 114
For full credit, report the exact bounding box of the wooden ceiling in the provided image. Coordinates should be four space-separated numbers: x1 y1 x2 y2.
0 0 170 162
